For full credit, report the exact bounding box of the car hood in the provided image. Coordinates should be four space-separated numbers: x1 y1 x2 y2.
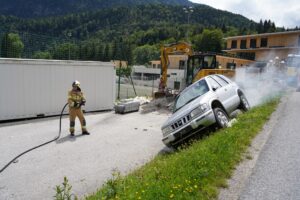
162 92 214 128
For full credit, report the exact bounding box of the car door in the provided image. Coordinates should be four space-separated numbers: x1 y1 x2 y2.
206 76 231 112
212 75 239 112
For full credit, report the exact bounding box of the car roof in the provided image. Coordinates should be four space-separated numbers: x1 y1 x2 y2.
181 74 233 94
207 74 233 83
183 74 221 90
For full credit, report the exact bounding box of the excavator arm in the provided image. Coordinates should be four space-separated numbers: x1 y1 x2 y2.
159 42 193 92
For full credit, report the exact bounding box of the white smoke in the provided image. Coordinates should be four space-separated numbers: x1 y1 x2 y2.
233 61 287 107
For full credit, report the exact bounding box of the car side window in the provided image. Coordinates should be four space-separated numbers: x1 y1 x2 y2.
211 75 229 87
206 77 221 90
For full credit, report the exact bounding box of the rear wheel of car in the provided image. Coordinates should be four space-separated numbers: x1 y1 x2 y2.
213 107 229 128
238 94 250 111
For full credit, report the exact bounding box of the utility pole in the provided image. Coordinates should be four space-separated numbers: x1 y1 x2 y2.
117 60 121 100
67 32 72 60
183 7 194 42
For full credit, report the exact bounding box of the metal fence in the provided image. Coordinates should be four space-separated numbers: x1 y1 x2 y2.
116 84 157 99
116 76 159 99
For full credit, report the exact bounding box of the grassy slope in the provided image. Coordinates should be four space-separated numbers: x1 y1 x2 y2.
86 98 279 200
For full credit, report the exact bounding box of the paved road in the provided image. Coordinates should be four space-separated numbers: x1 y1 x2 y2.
240 91 300 200
0 110 169 199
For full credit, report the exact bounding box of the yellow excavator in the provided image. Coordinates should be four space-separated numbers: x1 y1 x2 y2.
155 42 193 98
155 42 235 98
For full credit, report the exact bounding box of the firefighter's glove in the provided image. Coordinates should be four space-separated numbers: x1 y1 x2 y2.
80 100 86 106
71 101 81 108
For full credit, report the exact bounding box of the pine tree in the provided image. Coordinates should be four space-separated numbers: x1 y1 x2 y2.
0 33 24 58
0 33 9 57
103 44 110 61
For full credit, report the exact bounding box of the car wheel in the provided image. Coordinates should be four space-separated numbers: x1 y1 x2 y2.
213 107 229 128
239 94 250 111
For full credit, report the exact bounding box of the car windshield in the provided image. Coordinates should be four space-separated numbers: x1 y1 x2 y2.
173 79 209 112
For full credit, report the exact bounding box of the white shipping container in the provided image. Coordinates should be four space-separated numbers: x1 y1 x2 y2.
0 58 116 121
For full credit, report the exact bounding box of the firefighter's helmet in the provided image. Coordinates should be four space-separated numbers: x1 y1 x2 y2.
72 80 80 87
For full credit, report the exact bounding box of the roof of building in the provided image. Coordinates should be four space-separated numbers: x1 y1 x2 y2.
224 30 300 40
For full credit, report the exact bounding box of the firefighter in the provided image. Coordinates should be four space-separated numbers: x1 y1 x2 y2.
68 80 90 136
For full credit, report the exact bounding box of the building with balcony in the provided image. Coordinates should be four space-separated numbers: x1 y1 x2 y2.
224 30 300 61
151 52 254 69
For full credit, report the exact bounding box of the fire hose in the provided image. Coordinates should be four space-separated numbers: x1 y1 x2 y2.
0 103 69 174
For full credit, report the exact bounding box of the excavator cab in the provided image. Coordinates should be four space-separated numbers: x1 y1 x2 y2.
186 53 236 86
186 53 217 85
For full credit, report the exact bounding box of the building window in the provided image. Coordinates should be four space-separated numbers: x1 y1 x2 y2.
260 38 268 47
179 60 185 69
231 40 237 49
133 73 142 80
240 39 247 49
250 39 256 48
226 62 236 70
298 36 300 47
152 74 160 80
237 52 256 61
174 81 180 90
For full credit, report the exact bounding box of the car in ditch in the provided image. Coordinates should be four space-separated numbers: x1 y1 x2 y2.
161 74 250 147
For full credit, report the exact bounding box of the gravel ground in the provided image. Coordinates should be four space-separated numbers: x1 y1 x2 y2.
0 109 170 200
219 91 300 200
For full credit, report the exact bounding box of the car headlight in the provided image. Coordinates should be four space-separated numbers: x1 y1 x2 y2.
190 103 209 119
162 126 173 137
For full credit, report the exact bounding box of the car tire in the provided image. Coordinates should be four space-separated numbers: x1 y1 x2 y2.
213 107 229 128
238 94 250 111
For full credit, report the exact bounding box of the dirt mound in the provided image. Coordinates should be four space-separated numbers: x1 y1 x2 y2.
141 97 174 114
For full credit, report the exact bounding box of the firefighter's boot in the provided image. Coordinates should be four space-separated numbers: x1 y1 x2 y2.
82 131 90 135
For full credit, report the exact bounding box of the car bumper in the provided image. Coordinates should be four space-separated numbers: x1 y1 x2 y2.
162 110 216 146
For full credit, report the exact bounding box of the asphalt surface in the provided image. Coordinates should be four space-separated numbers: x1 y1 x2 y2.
240 91 300 200
0 109 169 199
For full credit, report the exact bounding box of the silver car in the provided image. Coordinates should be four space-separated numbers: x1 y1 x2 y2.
161 74 250 147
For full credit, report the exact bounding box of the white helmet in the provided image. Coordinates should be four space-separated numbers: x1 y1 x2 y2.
72 80 80 87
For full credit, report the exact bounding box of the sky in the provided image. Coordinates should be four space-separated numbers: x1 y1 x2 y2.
190 0 300 28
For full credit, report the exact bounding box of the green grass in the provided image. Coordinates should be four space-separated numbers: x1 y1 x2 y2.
86 98 280 200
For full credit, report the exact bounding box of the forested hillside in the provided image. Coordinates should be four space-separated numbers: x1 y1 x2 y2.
0 4 256 39
0 0 192 18
0 2 277 64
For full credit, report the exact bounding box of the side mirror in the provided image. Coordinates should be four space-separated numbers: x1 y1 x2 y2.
212 87 218 91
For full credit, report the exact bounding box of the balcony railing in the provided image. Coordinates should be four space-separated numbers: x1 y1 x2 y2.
226 45 299 51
